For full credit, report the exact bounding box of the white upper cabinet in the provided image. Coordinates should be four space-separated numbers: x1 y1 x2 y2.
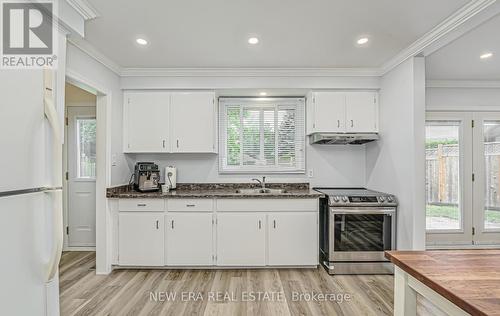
123 91 216 153
170 92 216 153
124 91 170 152
307 91 378 134
345 92 378 133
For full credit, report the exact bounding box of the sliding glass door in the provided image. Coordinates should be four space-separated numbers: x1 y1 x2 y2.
473 113 500 244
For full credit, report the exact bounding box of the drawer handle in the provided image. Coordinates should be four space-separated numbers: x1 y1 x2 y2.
171 220 174 229
273 220 276 229
156 220 159 229
137 203 147 207
186 204 196 207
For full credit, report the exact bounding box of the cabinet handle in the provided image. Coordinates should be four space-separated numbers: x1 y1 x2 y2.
137 203 146 207
337 120 340 128
186 204 195 207
171 220 174 229
176 139 179 148
258 220 262 230
351 120 354 127
273 220 276 229
156 220 159 229
162 140 166 148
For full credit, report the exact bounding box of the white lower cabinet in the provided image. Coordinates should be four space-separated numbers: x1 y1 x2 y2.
165 213 213 265
118 212 164 266
216 213 266 266
268 212 318 266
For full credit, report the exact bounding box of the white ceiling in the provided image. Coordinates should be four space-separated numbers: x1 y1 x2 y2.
426 13 500 80
82 0 468 69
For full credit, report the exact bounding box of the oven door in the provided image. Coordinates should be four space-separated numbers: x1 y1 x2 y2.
329 208 396 262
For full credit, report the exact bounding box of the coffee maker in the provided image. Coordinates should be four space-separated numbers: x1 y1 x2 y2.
134 162 160 192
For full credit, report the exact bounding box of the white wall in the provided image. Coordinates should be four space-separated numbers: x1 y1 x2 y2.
366 57 426 250
426 87 500 111
130 143 366 187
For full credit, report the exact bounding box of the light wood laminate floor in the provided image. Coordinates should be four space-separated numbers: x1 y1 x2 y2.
59 252 441 316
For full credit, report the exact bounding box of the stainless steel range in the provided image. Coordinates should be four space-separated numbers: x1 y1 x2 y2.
314 188 397 275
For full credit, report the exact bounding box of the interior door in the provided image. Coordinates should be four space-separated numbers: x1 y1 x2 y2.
170 92 215 153
313 92 346 132
125 92 170 152
345 92 378 132
67 107 97 247
473 112 500 244
216 213 265 266
425 112 473 246
165 213 213 265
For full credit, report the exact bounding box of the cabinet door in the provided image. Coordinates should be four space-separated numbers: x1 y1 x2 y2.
312 92 346 132
268 212 318 266
124 92 170 152
345 92 378 133
216 213 265 266
165 213 213 265
170 92 216 153
118 212 164 266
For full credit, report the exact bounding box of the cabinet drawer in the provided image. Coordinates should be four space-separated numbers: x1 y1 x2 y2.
216 199 318 212
119 199 165 211
167 199 213 211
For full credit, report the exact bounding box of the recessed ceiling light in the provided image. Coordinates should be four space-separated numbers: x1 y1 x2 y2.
136 38 148 45
357 37 369 45
248 37 259 45
259 92 267 96
480 52 493 59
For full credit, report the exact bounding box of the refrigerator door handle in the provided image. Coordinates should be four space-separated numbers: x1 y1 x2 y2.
44 189 63 282
44 96 62 144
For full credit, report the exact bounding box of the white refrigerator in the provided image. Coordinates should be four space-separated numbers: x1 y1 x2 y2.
0 69 63 316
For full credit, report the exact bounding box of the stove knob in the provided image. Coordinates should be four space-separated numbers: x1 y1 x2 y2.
379 196 386 202
342 196 348 202
387 196 394 202
333 196 340 203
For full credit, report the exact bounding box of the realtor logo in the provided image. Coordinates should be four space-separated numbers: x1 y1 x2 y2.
1 0 57 68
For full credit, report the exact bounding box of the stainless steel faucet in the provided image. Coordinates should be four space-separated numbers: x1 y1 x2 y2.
252 176 266 189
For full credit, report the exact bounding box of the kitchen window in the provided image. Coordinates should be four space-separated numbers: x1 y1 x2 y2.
219 98 305 173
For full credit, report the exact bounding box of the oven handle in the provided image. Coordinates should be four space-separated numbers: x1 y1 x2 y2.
330 208 396 215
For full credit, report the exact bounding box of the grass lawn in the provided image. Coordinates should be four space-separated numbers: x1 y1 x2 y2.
426 204 500 223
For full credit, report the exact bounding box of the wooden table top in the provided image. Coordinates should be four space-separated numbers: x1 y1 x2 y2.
385 249 500 316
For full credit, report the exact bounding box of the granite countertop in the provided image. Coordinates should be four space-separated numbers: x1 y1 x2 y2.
106 183 323 199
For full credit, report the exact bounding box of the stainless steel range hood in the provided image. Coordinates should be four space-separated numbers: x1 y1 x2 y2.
309 132 379 145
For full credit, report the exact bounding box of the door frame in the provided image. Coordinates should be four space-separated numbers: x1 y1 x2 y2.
425 112 473 246
64 69 113 274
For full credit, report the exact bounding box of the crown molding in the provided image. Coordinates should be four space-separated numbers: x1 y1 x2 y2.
380 0 496 75
427 80 500 89
120 67 382 77
65 0 99 20
67 37 122 75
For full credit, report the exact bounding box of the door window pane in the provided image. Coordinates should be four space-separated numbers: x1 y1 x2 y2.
77 118 96 178
483 121 500 230
425 121 461 230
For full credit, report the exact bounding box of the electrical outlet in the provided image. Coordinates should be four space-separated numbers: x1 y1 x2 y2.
111 154 117 167
308 169 314 178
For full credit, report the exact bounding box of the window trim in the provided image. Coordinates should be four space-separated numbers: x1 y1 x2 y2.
218 97 306 174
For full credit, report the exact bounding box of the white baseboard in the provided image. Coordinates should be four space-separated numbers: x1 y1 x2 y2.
63 246 96 252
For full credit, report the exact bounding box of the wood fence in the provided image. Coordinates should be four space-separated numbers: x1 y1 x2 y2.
426 142 500 210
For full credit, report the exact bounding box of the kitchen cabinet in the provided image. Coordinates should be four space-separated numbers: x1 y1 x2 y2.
123 91 170 152
307 91 378 134
118 212 164 266
123 91 216 153
170 92 216 153
165 213 213 265
345 92 378 133
216 213 266 266
268 212 318 265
